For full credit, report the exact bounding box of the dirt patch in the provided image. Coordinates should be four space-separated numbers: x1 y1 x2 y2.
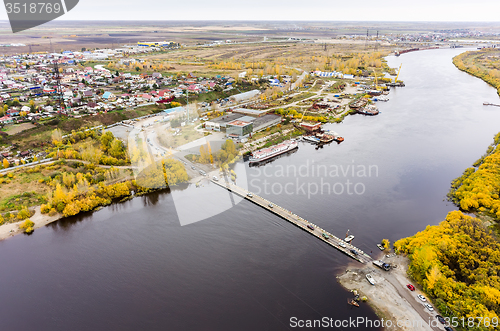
4 123 36 135
338 255 439 331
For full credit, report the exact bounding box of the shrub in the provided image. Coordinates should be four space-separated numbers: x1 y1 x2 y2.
40 204 51 214
48 208 57 216
19 219 35 233
17 207 31 220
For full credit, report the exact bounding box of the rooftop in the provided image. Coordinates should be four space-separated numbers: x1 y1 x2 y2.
228 120 252 127
208 113 244 124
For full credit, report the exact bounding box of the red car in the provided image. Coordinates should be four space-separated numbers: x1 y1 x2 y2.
406 284 415 291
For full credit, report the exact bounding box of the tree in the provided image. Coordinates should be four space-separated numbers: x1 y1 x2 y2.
381 238 390 251
3 158 9 168
51 129 63 145
100 131 115 151
80 142 103 165
109 139 125 159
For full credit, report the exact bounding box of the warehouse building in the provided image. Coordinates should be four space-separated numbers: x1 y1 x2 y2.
226 120 253 138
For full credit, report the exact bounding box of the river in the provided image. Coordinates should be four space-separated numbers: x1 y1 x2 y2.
1 48 500 331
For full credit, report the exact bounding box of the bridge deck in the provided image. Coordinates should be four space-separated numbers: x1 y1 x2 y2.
211 179 373 264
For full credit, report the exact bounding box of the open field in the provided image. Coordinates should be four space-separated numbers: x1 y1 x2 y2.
3 20 500 56
2 123 36 135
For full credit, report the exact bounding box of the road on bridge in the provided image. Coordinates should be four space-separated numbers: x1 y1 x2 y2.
212 178 373 264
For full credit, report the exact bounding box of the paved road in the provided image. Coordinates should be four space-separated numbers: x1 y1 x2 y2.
212 179 373 264
383 268 445 331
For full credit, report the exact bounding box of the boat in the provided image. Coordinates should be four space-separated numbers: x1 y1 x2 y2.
318 133 335 143
324 130 344 143
366 274 375 285
344 235 355 242
348 299 359 307
358 105 379 116
349 98 368 110
376 244 384 250
249 139 298 163
303 135 320 144
373 96 389 102
367 90 382 96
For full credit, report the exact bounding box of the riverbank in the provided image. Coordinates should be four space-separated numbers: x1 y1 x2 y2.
0 206 63 241
453 49 500 97
338 255 440 331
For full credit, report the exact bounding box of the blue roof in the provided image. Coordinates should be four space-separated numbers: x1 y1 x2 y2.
102 92 112 99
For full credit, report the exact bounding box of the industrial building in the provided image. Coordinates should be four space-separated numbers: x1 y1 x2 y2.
204 113 244 131
229 90 260 103
204 112 282 139
252 114 281 132
226 120 253 138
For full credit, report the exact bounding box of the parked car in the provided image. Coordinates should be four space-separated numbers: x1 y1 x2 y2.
247 193 253 198
417 294 426 302
338 242 347 248
350 249 358 255
436 315 446 325
268 203 273 208
425 303 434 311
406 284 415 291
306 224 314 231
213 176 218 181
322 233 330 239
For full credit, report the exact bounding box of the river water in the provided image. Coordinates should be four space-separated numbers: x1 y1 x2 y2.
1 49 500 331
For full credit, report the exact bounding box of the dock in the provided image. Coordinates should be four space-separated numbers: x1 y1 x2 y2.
211 179 373 264
483 102 500 107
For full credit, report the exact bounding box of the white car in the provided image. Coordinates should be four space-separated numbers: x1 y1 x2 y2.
417 294 426 302
424 304 434 311
338 242 347 248
213 176 219 181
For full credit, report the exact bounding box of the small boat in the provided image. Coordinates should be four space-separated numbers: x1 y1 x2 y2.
349 98 368 110
376 244 384 250
358 105 379 116
348 299 359 307
317 133 334 143
303 135 320 144
344 235 355 242
366 274 375 285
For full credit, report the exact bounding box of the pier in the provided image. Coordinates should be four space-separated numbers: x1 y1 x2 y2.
211 179 373 264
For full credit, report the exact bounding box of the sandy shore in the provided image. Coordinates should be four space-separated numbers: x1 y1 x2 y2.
338 254 445 331
0 206 63 241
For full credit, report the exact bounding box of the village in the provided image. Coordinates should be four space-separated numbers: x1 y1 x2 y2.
0 35 410 170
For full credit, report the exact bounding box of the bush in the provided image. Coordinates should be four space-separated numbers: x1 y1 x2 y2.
19 219 35 233
48 208 57 216
40 204 51 214
17 207 31 220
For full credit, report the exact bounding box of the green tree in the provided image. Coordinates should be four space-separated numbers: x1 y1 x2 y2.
109 139 125 159
100 131 115 151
